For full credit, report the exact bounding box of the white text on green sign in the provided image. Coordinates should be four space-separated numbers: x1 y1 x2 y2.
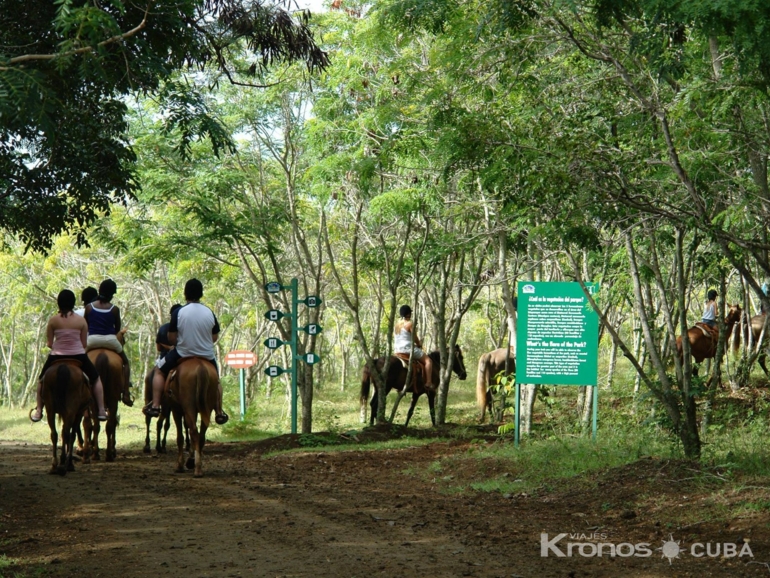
515 281 599 386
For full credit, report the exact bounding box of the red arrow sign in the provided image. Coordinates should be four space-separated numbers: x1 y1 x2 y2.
225 350 257 369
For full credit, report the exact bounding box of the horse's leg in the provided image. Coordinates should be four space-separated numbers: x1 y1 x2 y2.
82 410 92 465
47 413 58 475
144 414 152 454
65 422 76 472
172 407 185 473
195 417 208 478
91 412 101 461
75 420 84 456
57 416 70 476
428 391 436 427
162 412 171 452
404 393 419 428
106 414 117 462
389 386 408 423
759 351 770 380
185 411 200 473
369 390 378 427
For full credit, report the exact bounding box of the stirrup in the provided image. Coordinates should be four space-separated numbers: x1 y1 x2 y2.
142 403 160 418
122 391 134 407
29 408 43 423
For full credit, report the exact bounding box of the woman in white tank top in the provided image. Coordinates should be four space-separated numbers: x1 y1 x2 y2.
394 305 433 393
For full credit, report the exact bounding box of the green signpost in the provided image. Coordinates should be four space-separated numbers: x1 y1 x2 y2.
515 281 600 445
263 278 322 434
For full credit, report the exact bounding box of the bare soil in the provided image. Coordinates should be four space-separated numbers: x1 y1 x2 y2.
2 424 770 578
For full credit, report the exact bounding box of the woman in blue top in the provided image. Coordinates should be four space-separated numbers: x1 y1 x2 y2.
84 279 133 406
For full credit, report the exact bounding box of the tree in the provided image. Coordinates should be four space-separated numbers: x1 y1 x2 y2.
0 0 328 251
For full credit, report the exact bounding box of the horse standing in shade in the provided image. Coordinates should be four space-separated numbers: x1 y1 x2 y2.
167 357 218 477
42 362 93 475
675 304 742 363
738 312 770 378
360 345 468 427
476 347 515 423
82 348 123 463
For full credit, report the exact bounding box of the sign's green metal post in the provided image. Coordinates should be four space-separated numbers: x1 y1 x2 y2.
290 278 299 435
263 278 322 436
239 369 246 421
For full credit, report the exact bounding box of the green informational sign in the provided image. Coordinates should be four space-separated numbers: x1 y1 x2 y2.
516 281 599 385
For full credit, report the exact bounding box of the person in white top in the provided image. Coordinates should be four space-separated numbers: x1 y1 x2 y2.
393 305 433 394
143 278 228 424
74 286 98 317
702 289 718 328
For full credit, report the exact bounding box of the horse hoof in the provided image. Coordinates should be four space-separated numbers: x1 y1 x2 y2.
194 472 203 478
67 463 75 472
93 454 101 462
185 457 195 470
49 467 58 475
158 447 167 455
175 466 185 473
143 446 151 454
106 455 115 463
57 466 67 477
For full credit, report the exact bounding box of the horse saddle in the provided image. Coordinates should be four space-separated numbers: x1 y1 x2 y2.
694 323 717 338
394 353 413 369
50 359 82 370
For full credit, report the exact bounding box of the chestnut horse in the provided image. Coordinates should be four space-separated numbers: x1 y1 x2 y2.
42 361 93 475
675 304 742 363
360 345 468 427
83 349 122 463
167 357 218 477
476 347 515 423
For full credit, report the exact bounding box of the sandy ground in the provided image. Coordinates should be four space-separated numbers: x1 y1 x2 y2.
1 428 770 578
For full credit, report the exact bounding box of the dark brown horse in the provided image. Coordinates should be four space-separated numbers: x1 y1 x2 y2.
676 304 742 363
476 347 515 423
42 361 93 475
83 349 123 463
360 345 468 427
167 357 218 477
143 368 171 454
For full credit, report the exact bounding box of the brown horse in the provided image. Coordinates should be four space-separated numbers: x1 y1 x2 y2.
143 368 171 454
83 349 122 462
42 361 93 475
167 357 218 477
675 304 742 363
741 312 770 377
360 345 468 427
476 347 515 423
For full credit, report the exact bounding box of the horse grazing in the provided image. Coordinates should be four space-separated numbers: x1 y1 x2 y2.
476 347 515 423
167 357 218 477
675 304 742 364
82 349 123 462
360 345 468 427
42 361 93 475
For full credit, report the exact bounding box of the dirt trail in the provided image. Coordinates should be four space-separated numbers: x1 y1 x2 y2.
1 436 768 578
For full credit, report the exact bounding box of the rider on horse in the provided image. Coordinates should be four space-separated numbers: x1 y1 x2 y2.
394 305 433 394
701 289 718 329
30 290 109 422
84 279 134 406
143 279 229 425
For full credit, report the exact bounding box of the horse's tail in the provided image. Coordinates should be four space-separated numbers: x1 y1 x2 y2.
360 362 372 406
476 353 490 422
196 362 210 415
53 363 70 415
95 351 111 402
733 314 743 355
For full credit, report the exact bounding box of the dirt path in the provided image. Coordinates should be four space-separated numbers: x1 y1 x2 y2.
1 437 769 578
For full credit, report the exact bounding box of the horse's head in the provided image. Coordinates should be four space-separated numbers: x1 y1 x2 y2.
727 304 742 324
452 344 468 381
